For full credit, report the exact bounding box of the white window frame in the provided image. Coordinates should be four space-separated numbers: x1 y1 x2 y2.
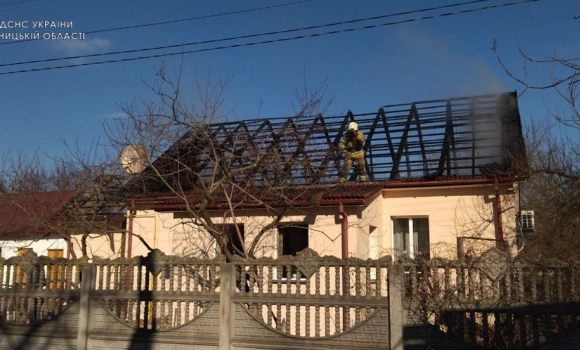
391 217 429 259
520 210 535 232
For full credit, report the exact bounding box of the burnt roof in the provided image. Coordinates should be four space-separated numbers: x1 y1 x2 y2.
134 91 527 209
144 91 526 189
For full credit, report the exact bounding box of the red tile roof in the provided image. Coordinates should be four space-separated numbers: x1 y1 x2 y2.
0 191 77 238
134 176 513 212
136 183 385 211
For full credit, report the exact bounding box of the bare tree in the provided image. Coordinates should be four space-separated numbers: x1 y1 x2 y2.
0 144 127 259
493 12 580 259
107 64 332 261
514 121 580 260
0 149 70 193
493 40 580 126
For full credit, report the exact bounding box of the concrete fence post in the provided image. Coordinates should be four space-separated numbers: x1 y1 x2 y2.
77 264 95 350
388 267 404 350
219 263 236 350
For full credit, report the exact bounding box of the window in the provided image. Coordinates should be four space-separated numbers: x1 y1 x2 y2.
47 249 64 259
521 210 535 232
369 225 379 259
17 248 32 256
47 249 64 289
218 224 245 256
278 224 309 256
278 224 309 279
392 217 430 259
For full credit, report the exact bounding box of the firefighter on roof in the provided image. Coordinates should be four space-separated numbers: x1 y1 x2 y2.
339 122 366 182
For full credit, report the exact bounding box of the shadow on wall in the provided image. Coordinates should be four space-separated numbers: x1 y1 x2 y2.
403 325 470 350
128 255 154 350
128 328 153 350
9 303 77 350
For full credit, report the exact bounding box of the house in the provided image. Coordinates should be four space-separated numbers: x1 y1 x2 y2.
0 191 75 259
0 183 126 259
125 91 527 260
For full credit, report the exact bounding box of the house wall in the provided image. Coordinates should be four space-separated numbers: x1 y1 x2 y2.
68 233 125 259
0 237 68 259
1 235 126 260
380 184 517 259
1 235 128 260
130 209 348 259
123 183 516 260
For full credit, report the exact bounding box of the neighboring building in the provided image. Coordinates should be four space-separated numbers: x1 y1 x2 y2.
0 184 126 259
125 92 527 261
0 191 75 259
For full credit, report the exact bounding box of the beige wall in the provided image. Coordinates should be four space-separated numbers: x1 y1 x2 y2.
380 184 517 259
119 183 516 261
69 233 126 259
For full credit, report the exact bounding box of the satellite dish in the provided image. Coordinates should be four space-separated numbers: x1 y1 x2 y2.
120 145 148 174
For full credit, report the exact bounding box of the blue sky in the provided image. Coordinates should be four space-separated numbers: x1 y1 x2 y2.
0 0 578 162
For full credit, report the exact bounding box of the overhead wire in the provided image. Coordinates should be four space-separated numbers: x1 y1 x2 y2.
0 0 494 68
0 0 539 76
0 0 314 46
87 0 314 35
0 0 37 6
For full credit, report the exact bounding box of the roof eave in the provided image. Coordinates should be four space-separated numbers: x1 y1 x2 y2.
380 176 519 189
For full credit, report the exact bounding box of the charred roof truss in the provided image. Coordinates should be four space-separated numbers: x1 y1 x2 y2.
151 91 527 189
